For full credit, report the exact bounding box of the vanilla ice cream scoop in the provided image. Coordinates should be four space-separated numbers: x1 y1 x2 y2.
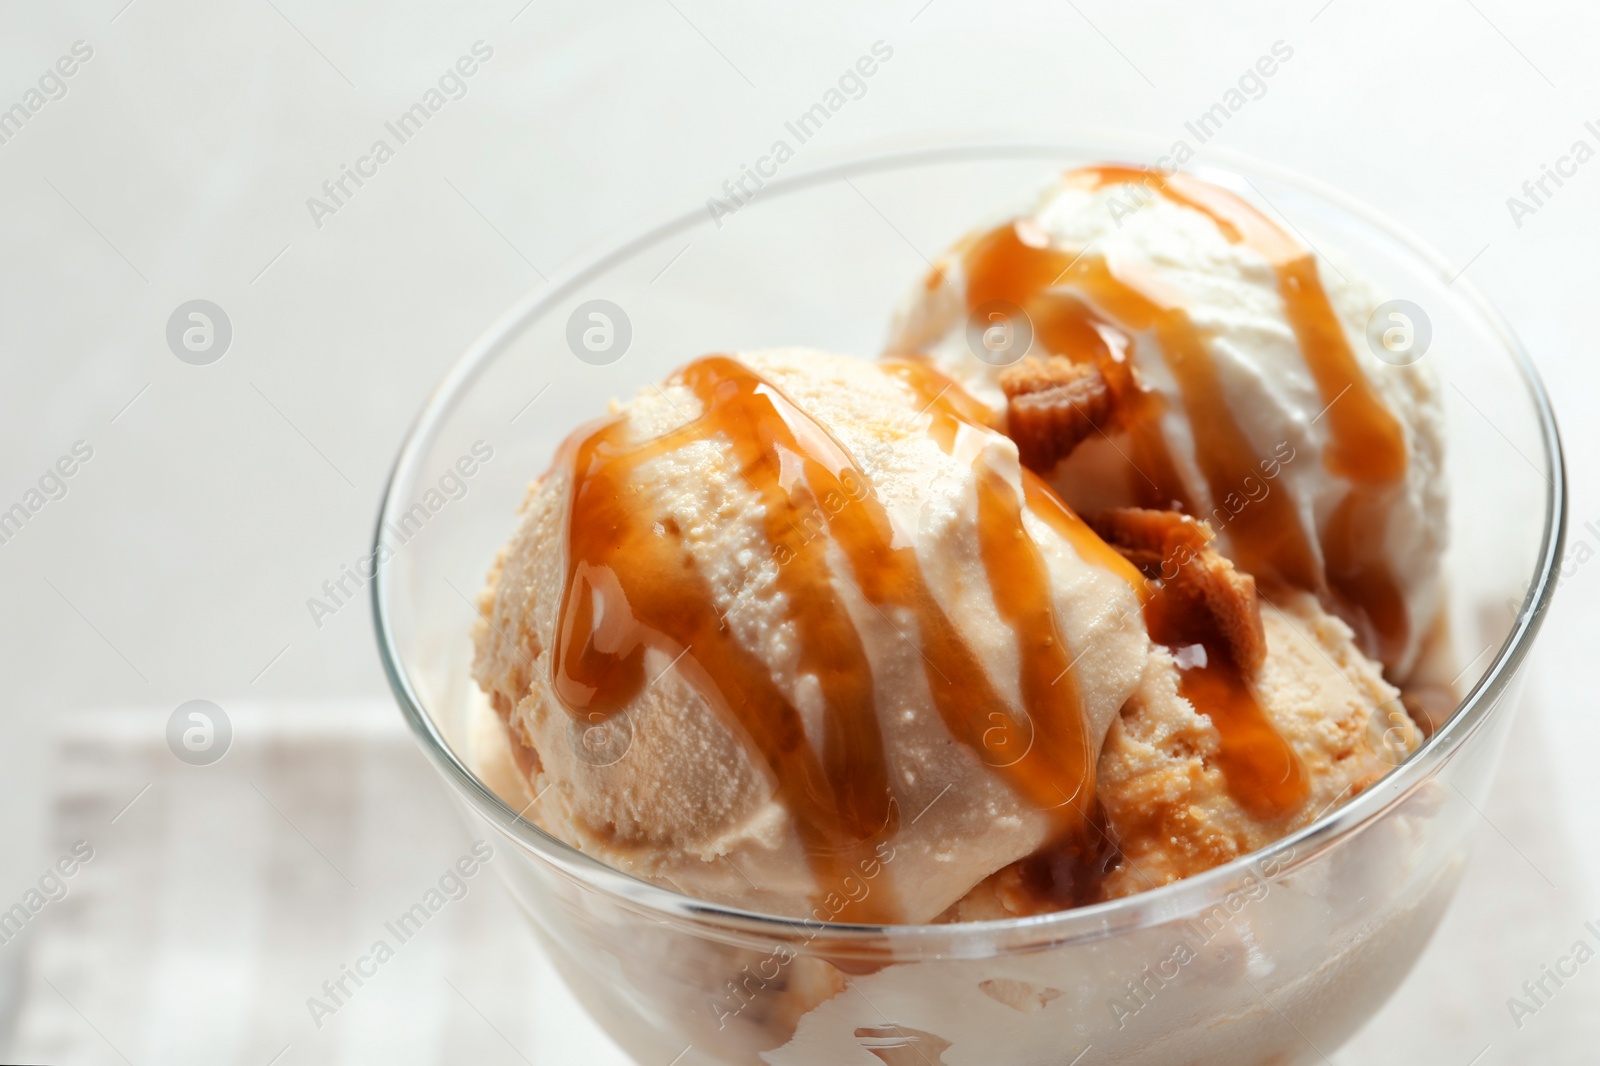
472 349 1155 924
473 342 1419 928
886 166 1447 679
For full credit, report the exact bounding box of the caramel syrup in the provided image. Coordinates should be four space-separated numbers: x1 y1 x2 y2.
1059 165 1410 663
962 219 1324 593
553 357 1124 919
899 359 1309 874
1142 586 1309 820
891 359 1125 903
927 161 1432 832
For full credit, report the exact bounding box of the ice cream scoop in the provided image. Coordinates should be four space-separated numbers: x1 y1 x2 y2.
886 166 1447 680
471 345 1416 925
472 349 1155 923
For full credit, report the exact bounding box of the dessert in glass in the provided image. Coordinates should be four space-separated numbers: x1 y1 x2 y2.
374 140 1565 1065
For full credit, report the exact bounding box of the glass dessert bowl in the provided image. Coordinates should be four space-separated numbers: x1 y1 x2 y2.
373 136 1565 1066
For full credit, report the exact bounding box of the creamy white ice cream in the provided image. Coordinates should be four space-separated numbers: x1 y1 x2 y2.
886 167 1447 679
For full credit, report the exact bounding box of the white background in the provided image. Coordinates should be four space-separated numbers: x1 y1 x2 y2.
1 0 1597 1062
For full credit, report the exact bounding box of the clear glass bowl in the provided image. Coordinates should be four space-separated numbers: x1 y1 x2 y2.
373 136 1565 1066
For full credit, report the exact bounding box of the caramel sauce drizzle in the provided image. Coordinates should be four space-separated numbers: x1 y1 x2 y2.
963 221 1322 592
886 359 1145 594
890 359 1124 902
553 360 889 921
1066 165 1411 663
950 165 1402 821
898 358 1310 832
1141 586 1309 820
964 229 1192 515
554 356 1128 918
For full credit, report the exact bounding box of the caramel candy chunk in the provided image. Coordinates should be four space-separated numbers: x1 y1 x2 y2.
999 356 1114 473
1091 507 1268 673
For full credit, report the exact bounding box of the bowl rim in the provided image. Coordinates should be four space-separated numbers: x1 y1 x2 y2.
371 131 1568 950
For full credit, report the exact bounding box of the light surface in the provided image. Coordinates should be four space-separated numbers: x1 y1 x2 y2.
1 1 1596 1062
